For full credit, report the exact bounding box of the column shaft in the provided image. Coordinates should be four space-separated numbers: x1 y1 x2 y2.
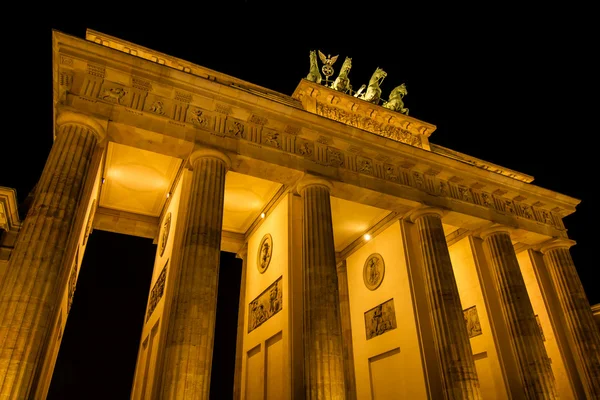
337 260 357 400
414 212 481 399
543 245 600 398
0 124 98 399
483 231 557 398
160 155 228 399
233 247 248 400
301 184 345 399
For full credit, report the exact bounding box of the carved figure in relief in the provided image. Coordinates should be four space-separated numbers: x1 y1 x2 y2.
463 306 482 338
542 210 553 224
385 165 398 181
297 141 313 157
413 172 424 188
250 300 267 329
328 149 344 167
190 109 209 127
365 299 396 340
101 87 127 104
359 159 373 174
269 286 280 314
357 67 387 104
505 200 516 214
263 131 280 148
318 50 338 83
228 121 245 138
458 187 472 202
439 181 449 196
150 100 164 115
383 83 409 115
520 204 533 219
331 57 352 93
481 192 493 207
306 50 322 84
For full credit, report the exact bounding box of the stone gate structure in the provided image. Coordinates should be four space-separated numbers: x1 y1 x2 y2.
0 29 599 399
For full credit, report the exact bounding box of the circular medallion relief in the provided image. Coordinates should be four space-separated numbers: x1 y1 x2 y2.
160 212 172 257
257 234 273 274
363 253 385 291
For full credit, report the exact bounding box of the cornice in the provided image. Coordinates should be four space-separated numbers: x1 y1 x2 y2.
0 187 21 232
52 30 579 237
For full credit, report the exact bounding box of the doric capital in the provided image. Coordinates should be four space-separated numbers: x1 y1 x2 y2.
406 206 445 223
477 224 514 241
296 174 333 194
539 238 577 254
56 110 106 141
189 147 231 170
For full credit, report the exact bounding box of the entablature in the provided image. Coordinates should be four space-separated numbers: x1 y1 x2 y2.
52 30 580 240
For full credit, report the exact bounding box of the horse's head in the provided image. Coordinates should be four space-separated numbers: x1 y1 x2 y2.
371 67 387 84
391 83 407 97
341 57 352 73
309 50 317 63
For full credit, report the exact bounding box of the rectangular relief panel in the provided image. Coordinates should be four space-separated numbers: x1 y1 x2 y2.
248 276 283 333
265 331 284 400
245 344 263 400
463 305 483 338
369 348 401 399
364 298 397 340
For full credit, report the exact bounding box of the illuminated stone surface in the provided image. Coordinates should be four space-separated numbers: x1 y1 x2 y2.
0 28 596 399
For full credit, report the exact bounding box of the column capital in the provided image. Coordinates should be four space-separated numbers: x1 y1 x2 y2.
539 238 577 254
406 206 445 223
56 110 106 141
296 174 333 194
189 147 231 170
477 224 514 241
236 243 248 261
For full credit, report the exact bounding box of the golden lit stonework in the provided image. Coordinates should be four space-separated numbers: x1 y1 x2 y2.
0 29 598 400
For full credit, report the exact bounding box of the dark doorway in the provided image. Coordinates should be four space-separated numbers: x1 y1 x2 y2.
47 230 156 399
47 229 242 399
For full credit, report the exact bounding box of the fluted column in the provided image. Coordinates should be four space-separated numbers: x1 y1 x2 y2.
408 207 481 399
233 244 248 400
298 176 345 399
481 226 557 399
336 260 356 400
160 148 230 399
0 111 104 399
541 239 600 398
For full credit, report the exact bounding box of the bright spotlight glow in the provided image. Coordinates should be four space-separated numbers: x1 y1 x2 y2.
364 233 371 241
166 192 171 198
260 212 266 219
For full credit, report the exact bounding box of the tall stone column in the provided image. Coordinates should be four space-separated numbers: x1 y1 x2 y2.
233 244 248 400
408 207 481 399
336 260 357 400
297 176 345 399
160 149 230 399
540 239 600 398
0 111 104 399
481 226 557 398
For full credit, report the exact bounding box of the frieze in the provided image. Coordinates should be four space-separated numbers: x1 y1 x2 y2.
261 128 281 148
215 103 232 115
146 261 168 321
225 118 246 140
174 91 192 103
131 77 152 91
327 147 344 167
248 276 282 333
60 55 73 66
365 299 397 340
87 64 106 78
248 114 268 125
186 106 214 130
315 101 422 149
357 157 373 175
285 125 300 135
295 138 314 158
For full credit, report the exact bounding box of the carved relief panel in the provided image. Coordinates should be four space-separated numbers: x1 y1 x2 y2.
146 261 168 322
159 212 172 257
248 276 283 333
186 106 214 130
365 299 397 340
463 305 482 338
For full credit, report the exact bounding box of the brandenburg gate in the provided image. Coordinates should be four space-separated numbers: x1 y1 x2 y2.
0 29 599 399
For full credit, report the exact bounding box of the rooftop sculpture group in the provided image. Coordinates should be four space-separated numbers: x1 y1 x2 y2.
306 50 409 115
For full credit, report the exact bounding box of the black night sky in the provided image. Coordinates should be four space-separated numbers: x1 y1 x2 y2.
1 4 597 399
